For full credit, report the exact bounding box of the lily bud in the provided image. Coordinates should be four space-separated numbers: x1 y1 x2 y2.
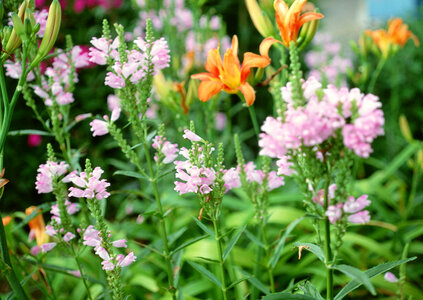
297 17 320 51
399 114 413 143
11 13 25 38
4 0 30 54
31 0 61 67
185 78 198 108
245 0 275 38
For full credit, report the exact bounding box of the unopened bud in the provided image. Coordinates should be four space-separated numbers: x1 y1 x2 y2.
4 0 30 55
11 13 25 38
298 18 320 51
186 78 198 108
399 114 413 143
245 0 275 38
24 18 32 37
31 0 61 68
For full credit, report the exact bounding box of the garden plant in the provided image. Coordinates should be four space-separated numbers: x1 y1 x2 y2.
0 0 422 299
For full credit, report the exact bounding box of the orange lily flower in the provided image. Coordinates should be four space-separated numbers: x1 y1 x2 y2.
366 18 419 58
273 0 323 47
26 206 49 246
2 216 11 226
191 35 279 106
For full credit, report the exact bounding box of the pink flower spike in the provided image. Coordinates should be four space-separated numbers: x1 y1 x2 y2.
183 129 202 142
384 272 399 283
41 243 57 252
112 239 127 248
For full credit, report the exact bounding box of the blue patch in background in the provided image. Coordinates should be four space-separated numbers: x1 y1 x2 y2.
367 0 418 19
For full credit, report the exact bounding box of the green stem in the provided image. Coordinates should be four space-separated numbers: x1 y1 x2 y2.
367 58 386 93
405 149 421 219
0 212 29 299
213 219 228 300
259 221 275 293
323 172 333 300
143 142 177 300
72 247 94 300
248 105 260 138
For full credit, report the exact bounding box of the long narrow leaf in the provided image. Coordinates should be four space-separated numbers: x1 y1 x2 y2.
269 216 305 269
292 242 325 263
245 229 265 248
191 216 214 238
236 268 270 295
187 261 222 288
333 264 376 295
223 225 246 261
171 234 208 254
334 257 417 300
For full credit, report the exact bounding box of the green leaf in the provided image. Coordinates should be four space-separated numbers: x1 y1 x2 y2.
7 129 53 136
195 256 220 264
244 229 265 248
113 170 144 179
223 225 246 261
299 281 324 300
187 261 222 288
333 264 376 295
269 216 305 269
334 257 417 300
292 242 325 263
236 268 270 295
171 234 208 254
12 203 52 232
227 276 251 290
262 293 317 300
191 216 214 238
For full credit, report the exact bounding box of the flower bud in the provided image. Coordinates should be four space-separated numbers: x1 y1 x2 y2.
245 0 275 38
153 71 171 102
4 0 30 55
186 78 198 108
11 13 25 38
297 18 320 51
31 0 61 67
399 114 413 143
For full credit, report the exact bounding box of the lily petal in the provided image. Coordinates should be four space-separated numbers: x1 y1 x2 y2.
205 48 223 75
239 82 256 106
197 79 224 102
259 37 281 59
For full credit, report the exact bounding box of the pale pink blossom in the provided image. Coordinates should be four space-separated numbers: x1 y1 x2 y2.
35 161 69 193
348 210 370 224
183 129 201 142
343 195 371 213
41 243 57 252
384 272 399 283
326 204 343 224
63 232 76 242
90 119 109 136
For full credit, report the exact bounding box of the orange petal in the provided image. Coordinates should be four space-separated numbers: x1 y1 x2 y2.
259 37 281 59
191 72 219 81
205 48 223 75
239 82 256 106
231 35 239 58
241 52 270 82
2 216 11 226
197 79 224 102
298 12 324 28
222 49 241 89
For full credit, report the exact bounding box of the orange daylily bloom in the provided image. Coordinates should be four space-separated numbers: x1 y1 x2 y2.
366 18 419 58
0 168 9 189
191 35 279 106
2 216 11 226
273 0 323 47
26 206 49 246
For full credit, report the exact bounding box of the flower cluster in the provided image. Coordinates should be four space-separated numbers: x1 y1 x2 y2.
35 161 69 193
68 167 111 200
83 225 136 271
30 46 90 106
259 76 384 158
305 33 352 86
89 108 121 137
242 162 285 191
88 35 170 89
174 130 240 195
49 200 79 225
152 135 179 164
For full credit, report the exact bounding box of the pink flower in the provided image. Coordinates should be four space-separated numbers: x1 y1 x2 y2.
63 232 76 242
68 167 111 200
83 225 101 247
276 156 296 176
348 210 370 224
215 112 226 131
117 252 136 267
223 168 241 191
28 134 42 147
325 204 343 224
112 239 127 248
183 129 201 142
384 272 399 283
31 246 41 256
90 119 109 136
41 242 57 252
343 195 371 214
105 72 126 89
35 161 69 194
45 225 57 236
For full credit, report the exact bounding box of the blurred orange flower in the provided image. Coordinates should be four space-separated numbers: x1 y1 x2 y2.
191 35 279 106
25 206 49 246
273 0 323 47
2 216 11 226
366 18 419 58
0 168 9 189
